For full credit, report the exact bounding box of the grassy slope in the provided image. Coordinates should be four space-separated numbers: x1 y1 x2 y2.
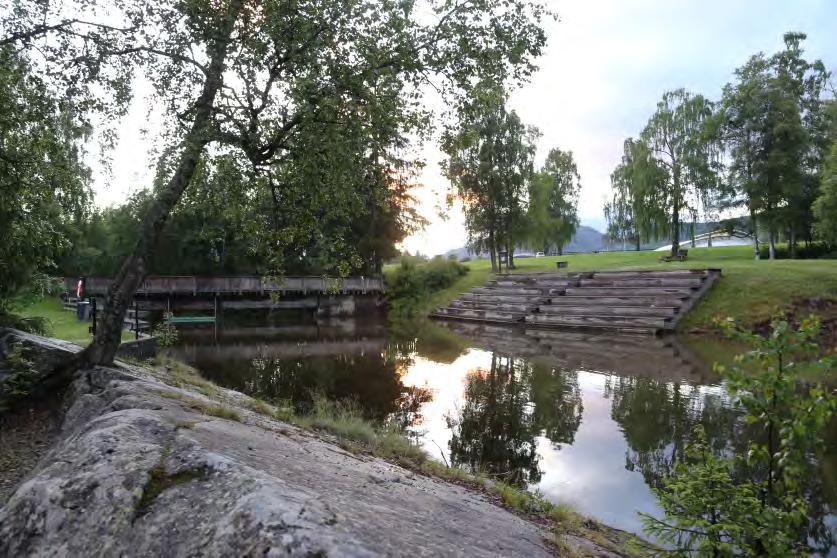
19 297 132 345
394 246 837 330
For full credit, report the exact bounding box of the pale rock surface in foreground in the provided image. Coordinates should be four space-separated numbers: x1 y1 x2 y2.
0 357 556 556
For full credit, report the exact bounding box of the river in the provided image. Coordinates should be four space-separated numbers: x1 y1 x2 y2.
164 314 836 552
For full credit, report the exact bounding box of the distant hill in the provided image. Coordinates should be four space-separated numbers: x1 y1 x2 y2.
564 225 607 253
441 225 610 259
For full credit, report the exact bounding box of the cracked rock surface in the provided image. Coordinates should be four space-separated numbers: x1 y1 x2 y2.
0 336 555 557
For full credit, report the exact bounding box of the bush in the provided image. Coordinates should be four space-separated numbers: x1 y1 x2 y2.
758 241 835 260
642 316 836 555
386 256 469 318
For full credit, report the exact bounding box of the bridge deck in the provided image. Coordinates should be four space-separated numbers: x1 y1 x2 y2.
66 275 385 297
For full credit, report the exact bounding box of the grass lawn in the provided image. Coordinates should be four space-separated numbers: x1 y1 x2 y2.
394 245 837 330
19 297 134 345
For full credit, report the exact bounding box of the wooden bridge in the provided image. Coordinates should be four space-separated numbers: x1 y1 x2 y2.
64 275 385 297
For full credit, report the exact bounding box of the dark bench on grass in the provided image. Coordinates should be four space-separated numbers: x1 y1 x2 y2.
556 261 568 269
660 249 688 262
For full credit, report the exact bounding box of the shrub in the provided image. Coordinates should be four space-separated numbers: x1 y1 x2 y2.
641 315 837 555
0 345 39 412
386 256 468 318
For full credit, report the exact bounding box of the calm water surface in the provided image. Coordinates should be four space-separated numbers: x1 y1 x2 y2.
166 315 836 550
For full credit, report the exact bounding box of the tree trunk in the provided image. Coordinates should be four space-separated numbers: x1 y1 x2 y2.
689 221 696 248
768 227 776 260
789 227 796 259
80 0 243 367
670 208 680 257
488 228 497 272
507 240 515 270
635 235 641 251
670 171 681 257
750 209 760 260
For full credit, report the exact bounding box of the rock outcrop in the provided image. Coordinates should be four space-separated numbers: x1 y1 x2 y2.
0 331 636 557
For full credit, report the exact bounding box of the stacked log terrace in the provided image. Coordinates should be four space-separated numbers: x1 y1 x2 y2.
432 269 720 334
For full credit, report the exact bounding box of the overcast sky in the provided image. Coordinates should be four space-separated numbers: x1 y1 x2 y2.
93 0 837 257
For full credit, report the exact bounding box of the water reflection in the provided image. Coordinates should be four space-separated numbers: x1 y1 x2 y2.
167 322 431 422
169 316 834 548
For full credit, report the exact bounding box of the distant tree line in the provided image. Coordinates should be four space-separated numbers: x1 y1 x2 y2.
59 153 422 278
442 84 581 272
605 32 837 259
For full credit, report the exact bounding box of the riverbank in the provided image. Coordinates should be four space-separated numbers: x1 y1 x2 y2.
401 246 837 332
0 330 642 557
19 297 134 344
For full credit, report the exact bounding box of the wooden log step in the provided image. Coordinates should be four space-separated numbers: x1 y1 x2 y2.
471 286 549 296
578 277 703 288
450 300 536 313
536 305 677 317
525 314 669 330
547 295 686 307
433 307 526 323
460 293 549 304
491 280 568 290
591 270 707 279
564 287 695 297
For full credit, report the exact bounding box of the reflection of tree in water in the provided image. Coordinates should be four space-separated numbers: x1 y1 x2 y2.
604 376 740 489
530 359 583 447
211 347 429 424
447 354 583 487
605 375 835 552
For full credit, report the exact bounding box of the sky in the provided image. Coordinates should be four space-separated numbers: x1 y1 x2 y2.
93 0 837 257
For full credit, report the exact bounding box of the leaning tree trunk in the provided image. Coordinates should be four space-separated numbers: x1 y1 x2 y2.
81 1 243 367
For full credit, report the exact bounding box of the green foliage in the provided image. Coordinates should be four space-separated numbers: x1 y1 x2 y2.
717 33 831 259
526 148 580 254
639 89 721 256
813 143 837 247
386 256 469 318
3 0 551 282
442 83 539 269
0 345 39 413
641 316 837 556
0 47 89 311
605 138 669 249
152 313 179 348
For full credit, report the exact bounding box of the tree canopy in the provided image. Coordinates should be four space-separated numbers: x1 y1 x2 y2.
442 84 539 270
2 0 551 364
526 148 580 255
0 46 89 314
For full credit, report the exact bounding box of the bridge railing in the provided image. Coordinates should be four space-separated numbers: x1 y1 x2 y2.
63 275 385 296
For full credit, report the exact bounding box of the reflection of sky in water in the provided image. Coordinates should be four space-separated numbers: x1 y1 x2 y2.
401 349 663 533
403 348 731 537
535 372 657 533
